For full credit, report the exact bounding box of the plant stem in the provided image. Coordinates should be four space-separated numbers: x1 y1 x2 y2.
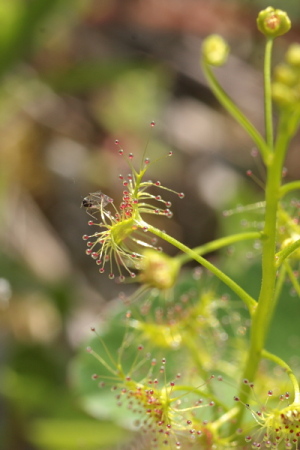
273 263 286 305
233 115 291 428
169 385 228 411
201 61 271 164
177 231 263 265
280 180 300 198
262 349 300 402
276 238 300 267
284 261 300 297
142 222 257 314
264 38 274 150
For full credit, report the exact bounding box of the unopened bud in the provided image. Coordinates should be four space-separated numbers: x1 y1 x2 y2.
140 249 180 290
286 43 300 68
257 7 291 38
272 82 297 108
274 64 297 87
202 34 229 67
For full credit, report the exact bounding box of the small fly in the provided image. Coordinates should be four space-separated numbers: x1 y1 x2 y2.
82 191 113 217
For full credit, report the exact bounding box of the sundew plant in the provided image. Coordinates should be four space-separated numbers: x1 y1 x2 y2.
78 7 300 450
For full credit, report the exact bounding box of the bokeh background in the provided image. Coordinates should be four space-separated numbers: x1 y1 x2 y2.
1 1 300 449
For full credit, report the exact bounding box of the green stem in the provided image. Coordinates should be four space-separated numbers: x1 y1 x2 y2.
142 222 257 314
280 180 300 198
233 114 291 428
201 61 270 164
273 263 286 305
169 384 228 411
264 38 274 150
262 349 300 402
276 238 300 267
177 231 263 265
210 406 239 432
285 260 300 297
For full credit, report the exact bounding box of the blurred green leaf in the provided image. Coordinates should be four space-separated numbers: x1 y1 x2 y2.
47 61 159 94
29 418 129 450
0 0 61 77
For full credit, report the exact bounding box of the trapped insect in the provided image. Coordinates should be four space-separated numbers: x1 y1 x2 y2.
82 191 113 217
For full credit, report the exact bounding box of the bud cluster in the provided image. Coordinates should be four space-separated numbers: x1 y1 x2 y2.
272 43 300 108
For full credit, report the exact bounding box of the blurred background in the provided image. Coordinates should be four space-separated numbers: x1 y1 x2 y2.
1 1 300 449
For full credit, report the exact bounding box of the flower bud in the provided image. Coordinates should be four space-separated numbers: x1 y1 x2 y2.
140 249 180 290
272 82 297 108
286 43 300 67
202 34 229 66
256 7 291 38
274 64 298 87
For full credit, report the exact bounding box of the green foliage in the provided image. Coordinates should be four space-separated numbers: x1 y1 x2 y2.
76 6 300 450
1 2 300 450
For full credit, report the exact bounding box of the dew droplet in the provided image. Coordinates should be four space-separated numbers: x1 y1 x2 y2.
168 151 173 156
150 121 156 127
178 192 185 199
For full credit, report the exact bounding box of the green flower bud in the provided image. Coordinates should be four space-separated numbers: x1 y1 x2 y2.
272 82 297 108
140 249 180 290
257 7 291 38
286 43 300 67
202 34 229 66
274 64 298 87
